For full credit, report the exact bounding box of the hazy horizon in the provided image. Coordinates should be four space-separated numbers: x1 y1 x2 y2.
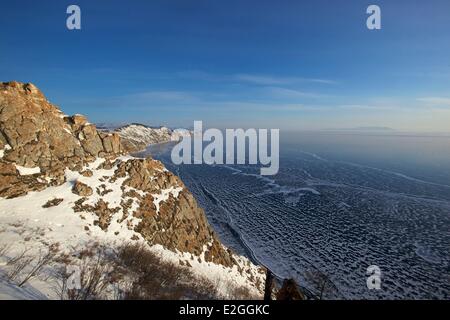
97 121 450 135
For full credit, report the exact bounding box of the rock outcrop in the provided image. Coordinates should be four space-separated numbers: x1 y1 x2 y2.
0 82 122 168
276 279 305 300
0 81 123 198
72 180 93 197
113 158 236 267
0 81 243 270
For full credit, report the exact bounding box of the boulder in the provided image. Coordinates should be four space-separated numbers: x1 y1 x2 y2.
42 198 64 208
72 180 93 197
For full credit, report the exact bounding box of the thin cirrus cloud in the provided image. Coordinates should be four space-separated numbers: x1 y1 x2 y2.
264 86 328 99
234 74 337 85
124 91 199 103
99 90 400 113
417 97 450 108
176 71 337 86
90 90 316 112
98 84 327 109
72 90 201 110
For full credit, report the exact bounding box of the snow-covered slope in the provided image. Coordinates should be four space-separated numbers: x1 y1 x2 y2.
0 157 264 299
114 124 191 152
170 128 192 142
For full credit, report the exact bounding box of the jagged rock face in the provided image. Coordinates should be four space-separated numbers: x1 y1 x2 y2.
0 81 238 269
0 81 123 197
0 81 122 169
112 159 236 267
0 161 47 198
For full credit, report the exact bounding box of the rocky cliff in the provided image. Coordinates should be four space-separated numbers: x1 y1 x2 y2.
0 81 123 198
0 82 264 294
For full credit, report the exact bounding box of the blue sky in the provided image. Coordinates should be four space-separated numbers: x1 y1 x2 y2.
1 0 450 131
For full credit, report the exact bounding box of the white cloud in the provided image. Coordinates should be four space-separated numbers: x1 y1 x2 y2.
234 73 336 85
417 97 450 108
125 91 198 102
335 104 397 110
265 86 320 99
176 70 337 85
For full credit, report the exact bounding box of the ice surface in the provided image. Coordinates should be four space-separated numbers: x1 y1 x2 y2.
142 143 450 299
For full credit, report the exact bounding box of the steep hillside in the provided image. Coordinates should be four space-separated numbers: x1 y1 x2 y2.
0 81 264 299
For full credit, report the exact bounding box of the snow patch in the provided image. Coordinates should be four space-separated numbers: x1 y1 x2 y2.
0 144 11 159
152 186 183 213
15 165 41 176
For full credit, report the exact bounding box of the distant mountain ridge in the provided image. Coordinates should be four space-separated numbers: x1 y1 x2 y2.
325 126 396 132
105 123 191 153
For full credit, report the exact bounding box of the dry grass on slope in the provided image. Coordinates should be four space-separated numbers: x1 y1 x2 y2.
0 242 257 300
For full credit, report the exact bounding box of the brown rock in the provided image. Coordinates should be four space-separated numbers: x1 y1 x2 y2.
92 199 120 230
99 132 121 154
79 124 103 157
0 160 46 198
72 180 93 197
276 279 305 300
111 157 237 267
80 169 93 177
42 198 64 208
64 114 88 132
